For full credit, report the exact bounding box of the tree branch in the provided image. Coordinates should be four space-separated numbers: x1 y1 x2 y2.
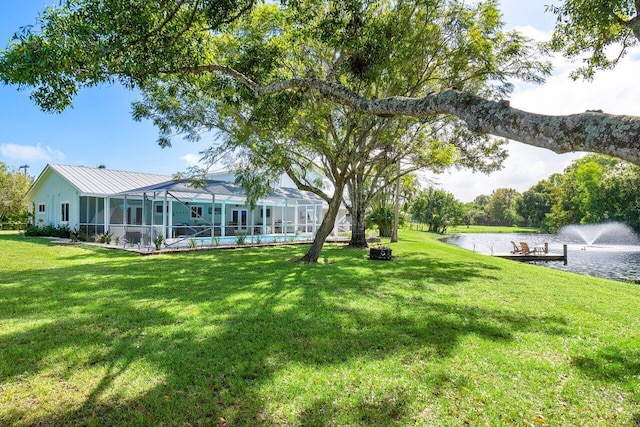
252 78 640 165
167 66 640 165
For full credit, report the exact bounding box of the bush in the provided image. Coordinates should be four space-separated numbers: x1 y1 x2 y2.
0 222 28 231
24 225 71 238
152 234 164 250
235 232 247 245
95 231 113 244
366 206 394 237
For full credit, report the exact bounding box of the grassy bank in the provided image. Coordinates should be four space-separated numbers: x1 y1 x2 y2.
1 231 638 425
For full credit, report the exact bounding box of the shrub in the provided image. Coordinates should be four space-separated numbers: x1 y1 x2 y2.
95 231 113 244
366 205 394 237
235 232 247 245
23 225 71 238
152 235 164 250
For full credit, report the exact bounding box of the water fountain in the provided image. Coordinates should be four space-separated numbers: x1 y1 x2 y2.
558 222 640 246
554 222 640 282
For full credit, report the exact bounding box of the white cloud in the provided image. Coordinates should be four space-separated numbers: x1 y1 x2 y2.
513 25 551 43
179 153 203 167
0 143 65 162
512 57 640 116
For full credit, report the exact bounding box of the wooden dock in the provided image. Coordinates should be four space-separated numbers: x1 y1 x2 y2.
493 244 568 265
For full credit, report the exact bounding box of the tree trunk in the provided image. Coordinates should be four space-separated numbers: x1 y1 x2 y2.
391 160 400 243
348 174 368 248
298 182 345 263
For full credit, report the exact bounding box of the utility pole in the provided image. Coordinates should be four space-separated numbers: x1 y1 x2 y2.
19 165 29 176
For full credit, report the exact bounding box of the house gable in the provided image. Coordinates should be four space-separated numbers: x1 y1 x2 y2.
27 166 81 227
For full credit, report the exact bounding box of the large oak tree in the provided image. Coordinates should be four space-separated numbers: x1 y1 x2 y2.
132 1 524 260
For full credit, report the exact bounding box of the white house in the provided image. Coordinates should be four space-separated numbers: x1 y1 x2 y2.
25 164 349 247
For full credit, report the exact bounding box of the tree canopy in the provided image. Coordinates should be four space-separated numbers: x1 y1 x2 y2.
547 0 640 79
3 0 640 167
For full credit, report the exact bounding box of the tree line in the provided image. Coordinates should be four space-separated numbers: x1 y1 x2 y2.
0 162 32 228
408 154 640 233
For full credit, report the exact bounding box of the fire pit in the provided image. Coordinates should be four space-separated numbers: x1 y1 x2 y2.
369 247 392 260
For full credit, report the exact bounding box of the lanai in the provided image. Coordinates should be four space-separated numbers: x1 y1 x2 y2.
115 179 324 247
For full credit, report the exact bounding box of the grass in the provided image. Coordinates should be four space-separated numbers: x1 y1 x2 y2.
1 230 639 426
446 224 540 234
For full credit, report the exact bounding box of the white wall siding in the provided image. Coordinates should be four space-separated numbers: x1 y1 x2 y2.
29 168 81 228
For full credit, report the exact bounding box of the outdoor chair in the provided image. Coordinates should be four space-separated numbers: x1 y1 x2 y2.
510 241 524 254
519 242 542 255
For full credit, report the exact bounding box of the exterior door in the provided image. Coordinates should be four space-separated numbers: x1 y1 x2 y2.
232 209 247 231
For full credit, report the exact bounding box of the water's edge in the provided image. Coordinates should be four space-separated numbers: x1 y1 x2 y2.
443 232 640 283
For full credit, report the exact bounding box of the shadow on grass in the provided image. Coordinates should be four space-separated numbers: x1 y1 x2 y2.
572 346 640 386
0 241 570 425
572 345 640 424
0 233 67 246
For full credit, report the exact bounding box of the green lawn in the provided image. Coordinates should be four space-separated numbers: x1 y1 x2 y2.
1 231 639 426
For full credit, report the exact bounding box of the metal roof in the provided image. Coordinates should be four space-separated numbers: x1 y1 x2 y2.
49 164 171 196
120 179 325 205
27 164 324 205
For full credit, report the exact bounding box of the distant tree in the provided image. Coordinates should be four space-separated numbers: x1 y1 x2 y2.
516 180 555 228
519 154 640 232
486 188 521 226
599 161 640 230
410 187 462 233
0 162 32 224
461 202 481 227
545 155 618 229
473 194 490 208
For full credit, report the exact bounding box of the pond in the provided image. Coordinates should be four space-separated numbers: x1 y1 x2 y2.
444 231 640 283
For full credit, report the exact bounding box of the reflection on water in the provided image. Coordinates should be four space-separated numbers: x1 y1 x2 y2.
444 233 640 283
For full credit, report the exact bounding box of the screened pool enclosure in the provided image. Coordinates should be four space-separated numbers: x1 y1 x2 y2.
90 179 325 248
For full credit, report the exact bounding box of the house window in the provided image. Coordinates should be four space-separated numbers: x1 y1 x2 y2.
156 204 168 213
60 202 70 223
38 203 46 213
191 206 203 218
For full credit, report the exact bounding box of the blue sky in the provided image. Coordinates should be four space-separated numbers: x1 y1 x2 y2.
0 1 212 176
1 1 638 201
